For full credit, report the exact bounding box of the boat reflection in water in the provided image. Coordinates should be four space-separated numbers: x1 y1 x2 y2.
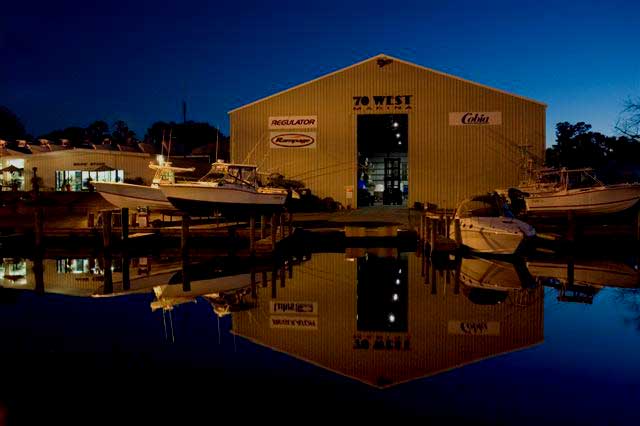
527 257 640 304
231 250 544 388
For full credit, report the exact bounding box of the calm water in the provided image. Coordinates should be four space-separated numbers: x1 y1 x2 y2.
1 249 639 424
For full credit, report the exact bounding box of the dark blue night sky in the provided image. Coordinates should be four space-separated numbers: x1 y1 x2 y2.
2 0 639 145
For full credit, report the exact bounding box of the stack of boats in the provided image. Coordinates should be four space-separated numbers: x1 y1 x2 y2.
96 160 291 214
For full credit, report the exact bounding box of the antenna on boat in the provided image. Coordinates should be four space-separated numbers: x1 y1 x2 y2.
215 125 220 162
167 128 173 162
217 315 221 345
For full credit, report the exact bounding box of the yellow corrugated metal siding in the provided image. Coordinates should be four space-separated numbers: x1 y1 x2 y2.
230 56 545 209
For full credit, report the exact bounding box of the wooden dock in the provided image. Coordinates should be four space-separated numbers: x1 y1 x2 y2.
417 210 460 256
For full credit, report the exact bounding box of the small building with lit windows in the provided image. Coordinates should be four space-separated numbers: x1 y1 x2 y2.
0 149 155 192
229 54 546 209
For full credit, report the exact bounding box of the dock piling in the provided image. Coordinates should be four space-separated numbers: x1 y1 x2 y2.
121 207 129 241
271 213 277 250
101 210 112 249
34 207 44 250
453 218 462 246
249 214 256 255
260 215 266 239
181 215 190 256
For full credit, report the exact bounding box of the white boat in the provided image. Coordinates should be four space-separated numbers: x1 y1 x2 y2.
150 272 254 312
159 161 289 215
527 259 640 289
509 168 640 216
94 161 195 210
450 193 536 255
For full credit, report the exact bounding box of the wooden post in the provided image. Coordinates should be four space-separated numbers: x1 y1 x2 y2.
424 256 430 285
430 219 437 257
567 257 575 287
279 212 285 239
261 271 268 288
453 256 461 295
103 253 113 295
121 207 129 242
271 268 277 298
33 254 44 294
182 255 191 292
419 215 424 242
102 210 112 250
288 212 293 237
567 210 576 242
453 218 462 247
260 215 266 239
87 212 95 228
270 213 277 250
122 255 131 291
445 215 451 239
131 212 137 227
250 268 257 299
181 215 190 257
430 265 437 295
34 207 44 250
249 214 256 255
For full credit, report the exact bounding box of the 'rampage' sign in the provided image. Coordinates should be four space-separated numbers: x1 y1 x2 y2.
269 132 316 149
449 111 502 126
353 95 413 111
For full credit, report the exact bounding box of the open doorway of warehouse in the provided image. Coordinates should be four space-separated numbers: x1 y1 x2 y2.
357 114 408 207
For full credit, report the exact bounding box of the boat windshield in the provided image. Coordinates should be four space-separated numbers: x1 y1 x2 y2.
201 163 258 186
457 195 513 218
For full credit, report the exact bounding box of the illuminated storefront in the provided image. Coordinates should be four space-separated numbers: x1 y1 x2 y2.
54 167 123 191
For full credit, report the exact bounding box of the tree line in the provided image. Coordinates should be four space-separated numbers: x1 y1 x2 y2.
0 106 229 159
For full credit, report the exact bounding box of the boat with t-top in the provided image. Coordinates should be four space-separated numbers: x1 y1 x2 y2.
94 161 195 210
159 160 290 215
505 167 640 216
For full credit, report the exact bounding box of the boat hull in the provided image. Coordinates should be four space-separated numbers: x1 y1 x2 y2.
94 182 175 210
452 217 535 255
161 183 287 214
524 184 640 216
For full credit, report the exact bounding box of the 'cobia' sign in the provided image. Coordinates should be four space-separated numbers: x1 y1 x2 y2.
269 131 316 149
449 111 502 126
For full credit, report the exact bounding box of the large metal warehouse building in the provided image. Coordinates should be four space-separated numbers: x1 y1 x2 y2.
229 54 546 209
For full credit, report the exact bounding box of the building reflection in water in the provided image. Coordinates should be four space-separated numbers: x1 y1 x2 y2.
232 250 545 388
2 250 638 387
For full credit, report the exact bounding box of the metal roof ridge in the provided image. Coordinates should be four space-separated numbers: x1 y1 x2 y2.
227 53 546 114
